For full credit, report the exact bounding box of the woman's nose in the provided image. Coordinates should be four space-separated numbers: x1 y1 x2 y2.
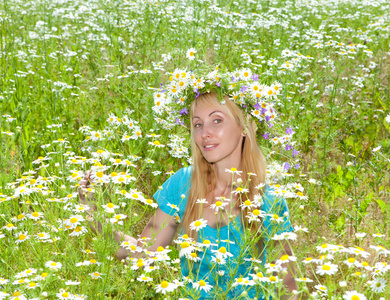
201 124 211 139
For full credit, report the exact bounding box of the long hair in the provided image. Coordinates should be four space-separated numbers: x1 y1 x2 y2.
180 92 267 242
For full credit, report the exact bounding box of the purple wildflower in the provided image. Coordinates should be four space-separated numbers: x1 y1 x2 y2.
285 128 294 135
251 73 259 81
179 108 188 115
240 85 249 93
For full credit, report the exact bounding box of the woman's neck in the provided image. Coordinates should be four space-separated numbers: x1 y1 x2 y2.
211 163 242 193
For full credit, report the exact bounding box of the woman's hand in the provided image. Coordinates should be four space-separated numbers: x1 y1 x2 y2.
78 171 95 208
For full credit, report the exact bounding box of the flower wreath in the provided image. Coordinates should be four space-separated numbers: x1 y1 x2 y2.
151 67 283 132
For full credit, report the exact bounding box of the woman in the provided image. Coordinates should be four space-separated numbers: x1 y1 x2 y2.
80 92 298 299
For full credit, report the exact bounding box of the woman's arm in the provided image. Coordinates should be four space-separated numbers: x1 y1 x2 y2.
115 208 178 260
276 240 299 300
78 173 178 261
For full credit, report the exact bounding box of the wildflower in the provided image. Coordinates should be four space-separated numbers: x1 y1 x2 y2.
186 48 196 60
27 211 44 220
232 277 254 287
225 168 242 175
189 219 207 231
370 278 386 293
144 265 160 273
370 245 390 256
26 281 40 289
69 226 88 237
101 202 119 213
276 254 297 264
155 281 177 294
192 279 213 292
15 231 30 244
56 290 74 299
35 232 50 240
316 243 336 253
210 200 229 212
3 223 17 231
232 187 249 195
64 215 85 229
268 213 284 223
211 247 234 258
315 284 327 293
65 280 81 285
89 272 103 279
266 275 281 283
344 257 362 268
179 241 196 257
45 261 62 271
342 291 367 300
250 272 267 282
137 275 153 282
373 233 385 238
196 198 207 204
316 263 338 275
240 199 257 210
296 277 313 282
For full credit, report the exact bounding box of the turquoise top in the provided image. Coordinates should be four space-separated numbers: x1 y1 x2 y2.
153 167 293 299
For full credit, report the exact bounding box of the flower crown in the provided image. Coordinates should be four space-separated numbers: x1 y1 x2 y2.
151 67 283 132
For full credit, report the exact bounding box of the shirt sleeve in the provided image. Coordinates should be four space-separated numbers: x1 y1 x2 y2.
261 187 294 241
153 168 191 221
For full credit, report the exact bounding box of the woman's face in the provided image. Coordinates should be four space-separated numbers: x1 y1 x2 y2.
192 100 245 166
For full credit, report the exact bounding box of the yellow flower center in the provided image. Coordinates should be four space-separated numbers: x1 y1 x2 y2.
194 221 202 227
269 276 277 282
161 281 169 288
219 247 227 254
322 265 331 271
181 242 190 249
199 280 206 286
96 171 103 178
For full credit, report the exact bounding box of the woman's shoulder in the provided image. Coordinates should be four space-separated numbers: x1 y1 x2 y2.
170 166 192 182
159 166 192 192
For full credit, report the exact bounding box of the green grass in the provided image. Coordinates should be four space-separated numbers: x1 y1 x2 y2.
0 0 389 299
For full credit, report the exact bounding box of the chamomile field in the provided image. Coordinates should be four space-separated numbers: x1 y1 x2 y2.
0 0 390 299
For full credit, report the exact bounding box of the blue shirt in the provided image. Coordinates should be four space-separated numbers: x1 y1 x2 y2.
153 167 293 299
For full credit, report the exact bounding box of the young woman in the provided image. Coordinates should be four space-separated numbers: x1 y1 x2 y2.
80 92 298 299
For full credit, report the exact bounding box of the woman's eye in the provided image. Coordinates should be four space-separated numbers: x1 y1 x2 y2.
214 119 222 124
194 123 201 128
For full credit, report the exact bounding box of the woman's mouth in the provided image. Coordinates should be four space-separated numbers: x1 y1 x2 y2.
204 144 218 151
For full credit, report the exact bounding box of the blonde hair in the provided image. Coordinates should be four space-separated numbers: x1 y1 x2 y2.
180 92 267 240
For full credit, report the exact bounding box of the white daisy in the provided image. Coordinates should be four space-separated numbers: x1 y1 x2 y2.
189 219 207 231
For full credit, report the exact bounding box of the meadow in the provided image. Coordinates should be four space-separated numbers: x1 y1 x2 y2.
0 0 389 299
